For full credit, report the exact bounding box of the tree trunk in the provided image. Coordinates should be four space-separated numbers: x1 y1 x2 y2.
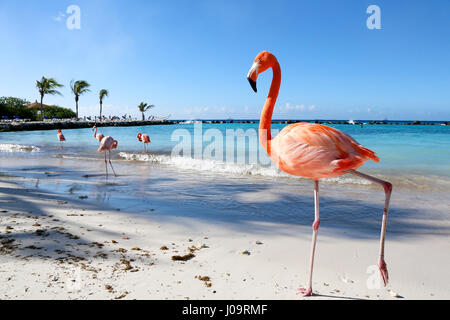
75 96 79 119
39 94 44 121
100 101 102 121
142 112 145 121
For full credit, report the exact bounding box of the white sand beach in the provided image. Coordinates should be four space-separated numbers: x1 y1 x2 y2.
0 155 449 300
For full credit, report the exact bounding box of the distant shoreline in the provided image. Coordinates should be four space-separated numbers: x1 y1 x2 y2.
0 119 176 132
0 118 448 132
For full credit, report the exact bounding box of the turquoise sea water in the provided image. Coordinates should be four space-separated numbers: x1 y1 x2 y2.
1 123 449 178
1 122 449 236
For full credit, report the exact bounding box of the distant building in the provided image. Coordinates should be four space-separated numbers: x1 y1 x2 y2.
26 100 51 110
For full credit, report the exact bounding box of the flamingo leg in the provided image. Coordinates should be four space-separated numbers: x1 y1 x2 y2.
298 180 320 297
104 151 108 178
108 151 117 177
345 169 392 286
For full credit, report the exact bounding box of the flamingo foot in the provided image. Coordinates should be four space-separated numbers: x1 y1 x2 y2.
378 259 389 286
297 287 313 297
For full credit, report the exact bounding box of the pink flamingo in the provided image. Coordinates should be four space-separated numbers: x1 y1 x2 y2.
92 125 104 142
92 125 117 177
247 51 392 296
137 133 151 152
57 129 66 149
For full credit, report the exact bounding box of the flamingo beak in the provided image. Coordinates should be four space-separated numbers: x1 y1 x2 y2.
247 78 257 93
247 61 259 93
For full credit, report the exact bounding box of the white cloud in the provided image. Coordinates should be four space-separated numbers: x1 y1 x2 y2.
52 12 65 22
183 106 231 115
279 103 316 113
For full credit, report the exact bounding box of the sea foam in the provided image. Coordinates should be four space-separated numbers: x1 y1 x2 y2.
0 144 40 152
118 152 372 185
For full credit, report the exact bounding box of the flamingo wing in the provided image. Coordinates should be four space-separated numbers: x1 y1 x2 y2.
57 133 66 141
271 123 379 179
142 134 150 143
98 136 114 152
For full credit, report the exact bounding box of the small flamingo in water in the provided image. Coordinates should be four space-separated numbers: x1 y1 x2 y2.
137 133 151 152
57 129 66 149
93 125 117 177
247 51 392 296
92 125 104 143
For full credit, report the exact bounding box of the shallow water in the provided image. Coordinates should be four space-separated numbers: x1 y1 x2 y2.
0 123 449 237
0 155 448 238
1 123 449 189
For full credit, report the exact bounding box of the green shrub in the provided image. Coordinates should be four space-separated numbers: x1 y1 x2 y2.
0 97 33 120
41 105 76 119
0 96 76 120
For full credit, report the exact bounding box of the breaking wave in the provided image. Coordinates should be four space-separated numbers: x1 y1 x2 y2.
119 152 286 177
118 152 373 185
117 152 450 191
0 144 40 152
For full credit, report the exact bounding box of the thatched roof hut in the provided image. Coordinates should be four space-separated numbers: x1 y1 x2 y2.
27 100 50 109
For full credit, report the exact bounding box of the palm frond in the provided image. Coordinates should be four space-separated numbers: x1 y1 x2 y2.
36 76 64 96
71 80 91 96
47 78 64 88
138 102 155 112
99 89 109 101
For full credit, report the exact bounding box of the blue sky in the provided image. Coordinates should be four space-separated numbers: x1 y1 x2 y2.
0 0 449 120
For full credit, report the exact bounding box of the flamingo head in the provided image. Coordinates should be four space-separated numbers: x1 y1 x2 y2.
247 51 276 93
137 133 142 142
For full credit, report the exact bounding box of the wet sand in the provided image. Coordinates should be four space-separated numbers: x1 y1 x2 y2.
0 158 449 299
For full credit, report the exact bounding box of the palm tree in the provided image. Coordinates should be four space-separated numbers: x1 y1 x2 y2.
35 77 64 120
99 89 109 121
138 102 155 121
70 80 91 119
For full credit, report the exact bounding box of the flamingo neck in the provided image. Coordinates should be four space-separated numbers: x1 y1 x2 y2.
259 59 281 156
94 127 97 138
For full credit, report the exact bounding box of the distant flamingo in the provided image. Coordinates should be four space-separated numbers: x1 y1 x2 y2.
247 51 392 296
93 125 117 177
92 125 104 142
137 133 151 152
57 129 66 149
